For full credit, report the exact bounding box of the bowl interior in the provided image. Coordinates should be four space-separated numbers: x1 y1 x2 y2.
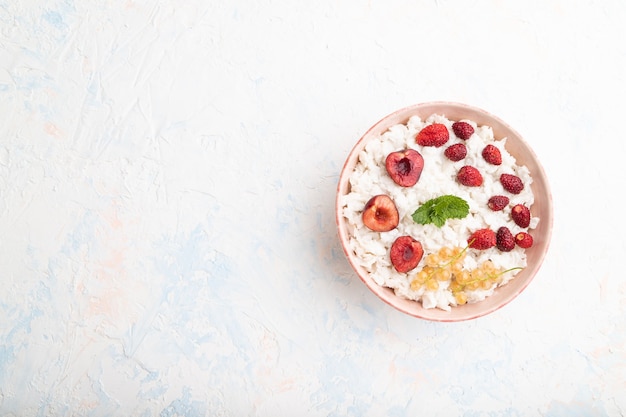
336 102 553 322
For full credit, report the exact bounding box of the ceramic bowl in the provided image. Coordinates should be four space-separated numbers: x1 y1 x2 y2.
335 102 553 322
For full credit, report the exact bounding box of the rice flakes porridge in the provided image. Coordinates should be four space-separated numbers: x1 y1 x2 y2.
340 114 539 311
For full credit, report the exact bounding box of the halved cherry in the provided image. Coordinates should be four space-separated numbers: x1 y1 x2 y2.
390 236 424 273
362 195 399 232
385 149 424 187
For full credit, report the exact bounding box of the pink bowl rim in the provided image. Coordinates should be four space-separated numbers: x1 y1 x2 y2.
335 101 554 322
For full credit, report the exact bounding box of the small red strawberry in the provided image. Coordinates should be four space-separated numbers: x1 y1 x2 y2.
515 232 533 248
511 204 531 228
487 195 510 211
452 121 474 140
500 173 524 194
468 228 496 250
416 123 449 147
457 165 483 187
496 226 515 252
444 143 467 161
482 144 502 165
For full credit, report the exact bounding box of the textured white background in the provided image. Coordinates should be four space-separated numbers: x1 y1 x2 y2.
1 0 625 416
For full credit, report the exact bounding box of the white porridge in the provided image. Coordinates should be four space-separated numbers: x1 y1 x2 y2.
339 114 539 311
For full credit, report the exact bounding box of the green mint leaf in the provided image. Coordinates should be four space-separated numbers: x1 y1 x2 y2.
411 195 469 227
411 200 435 225
434 195 470 219
431 212 447 227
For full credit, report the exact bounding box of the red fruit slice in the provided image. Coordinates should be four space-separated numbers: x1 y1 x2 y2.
362 195 399 232
457 165 483 187
452 121 474 140
416 123 449 147
385 149 424 187
467 228 496 250
390 236 424 273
